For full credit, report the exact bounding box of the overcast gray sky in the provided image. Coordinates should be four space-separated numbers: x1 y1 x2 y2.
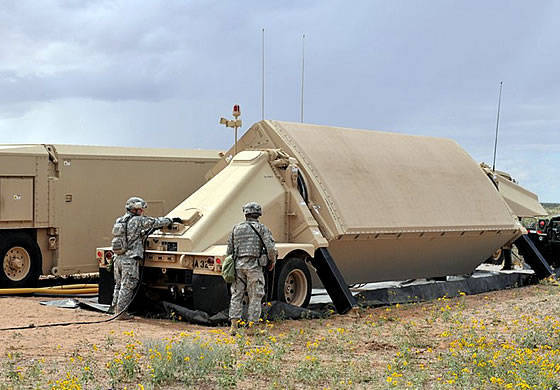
1 1 558 201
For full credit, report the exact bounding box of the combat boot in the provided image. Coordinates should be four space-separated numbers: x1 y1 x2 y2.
229 319 239 336
115 305 134 320
117 312 134 320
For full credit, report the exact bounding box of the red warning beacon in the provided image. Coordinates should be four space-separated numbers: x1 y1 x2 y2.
233 104 241 118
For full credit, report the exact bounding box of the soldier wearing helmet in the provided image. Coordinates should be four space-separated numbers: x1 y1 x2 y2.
227 201 277 335
110 196 183 320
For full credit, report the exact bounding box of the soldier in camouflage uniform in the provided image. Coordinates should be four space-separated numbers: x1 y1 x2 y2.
227 202 276 335
110 197 182 320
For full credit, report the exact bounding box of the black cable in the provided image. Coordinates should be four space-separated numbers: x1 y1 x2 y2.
265 262 276 304
271 264 276 302
0 227 156 331
0 311 119 331
0 262 144 331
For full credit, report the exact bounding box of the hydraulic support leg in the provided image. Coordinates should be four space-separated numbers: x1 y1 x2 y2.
501 248 513 271
514 234 555 279
309 248 356 314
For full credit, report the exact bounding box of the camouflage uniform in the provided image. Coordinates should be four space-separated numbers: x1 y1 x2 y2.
111 211 172 314
227 217 276 323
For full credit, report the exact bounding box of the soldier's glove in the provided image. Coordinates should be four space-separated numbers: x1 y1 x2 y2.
267 261 275 271
172 217 183 224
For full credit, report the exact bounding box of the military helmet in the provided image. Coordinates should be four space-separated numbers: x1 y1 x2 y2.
125 197 148 211
242 202 262 216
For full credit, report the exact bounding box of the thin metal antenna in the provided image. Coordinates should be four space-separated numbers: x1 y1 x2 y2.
261 28 265 121
492 81 503 172
300 33 305 123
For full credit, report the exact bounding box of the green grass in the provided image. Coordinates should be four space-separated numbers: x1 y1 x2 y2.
543 203 560 216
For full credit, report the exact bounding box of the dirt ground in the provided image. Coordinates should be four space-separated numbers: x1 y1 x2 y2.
0 282 556 364
0 295 205 365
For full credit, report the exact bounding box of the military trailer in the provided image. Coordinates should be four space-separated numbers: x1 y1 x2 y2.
98 120 526 311
480 163 547 219
479 163 548 264
0 144 219 288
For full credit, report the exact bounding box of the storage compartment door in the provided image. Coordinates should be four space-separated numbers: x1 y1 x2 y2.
0 177 34 221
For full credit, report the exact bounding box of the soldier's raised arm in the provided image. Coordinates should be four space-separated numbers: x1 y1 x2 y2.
139 215 173 231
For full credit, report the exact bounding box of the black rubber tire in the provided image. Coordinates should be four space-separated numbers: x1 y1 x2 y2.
273 257 312 307
0 232 42 288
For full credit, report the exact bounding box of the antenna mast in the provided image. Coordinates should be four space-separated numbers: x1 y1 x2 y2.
300 33 305 123
492 81 503 172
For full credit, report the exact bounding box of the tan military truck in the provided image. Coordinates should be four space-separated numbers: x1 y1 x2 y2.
0 144 219 288
97 120 525 311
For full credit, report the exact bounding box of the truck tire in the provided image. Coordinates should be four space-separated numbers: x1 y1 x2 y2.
0 232 42 288
274 257 312 307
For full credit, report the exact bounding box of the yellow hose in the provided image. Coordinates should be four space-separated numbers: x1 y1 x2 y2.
0 284 99 295
40 284 98 290
33 288 98 295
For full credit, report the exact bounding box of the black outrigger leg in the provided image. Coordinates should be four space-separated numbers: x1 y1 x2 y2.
514 234 555 279
309 248 356 314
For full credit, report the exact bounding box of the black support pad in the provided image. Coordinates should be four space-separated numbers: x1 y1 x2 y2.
192 274 230 315
515 234 555 279
309 248 356 314
98 267 115 305
352 271 538 307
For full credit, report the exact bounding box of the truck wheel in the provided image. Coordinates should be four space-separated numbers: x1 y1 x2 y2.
0 232 42 288
274 257 312 307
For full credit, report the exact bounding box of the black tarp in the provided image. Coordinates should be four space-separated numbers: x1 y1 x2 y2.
162 300 324 326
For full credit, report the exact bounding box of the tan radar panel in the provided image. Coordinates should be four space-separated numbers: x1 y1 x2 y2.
268 122 519 233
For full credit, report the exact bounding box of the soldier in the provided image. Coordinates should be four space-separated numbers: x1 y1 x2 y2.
228 202 276 335
109 197 182 320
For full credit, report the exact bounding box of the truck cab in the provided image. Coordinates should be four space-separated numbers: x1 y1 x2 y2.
533 216 560 267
